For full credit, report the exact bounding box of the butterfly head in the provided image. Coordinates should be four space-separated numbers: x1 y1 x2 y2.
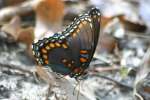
89 8 101 17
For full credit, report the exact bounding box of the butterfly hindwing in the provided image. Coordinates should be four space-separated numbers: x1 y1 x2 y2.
32 8 101 78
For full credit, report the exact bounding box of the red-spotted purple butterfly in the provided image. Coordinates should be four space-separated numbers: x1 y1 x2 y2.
32 8 101 78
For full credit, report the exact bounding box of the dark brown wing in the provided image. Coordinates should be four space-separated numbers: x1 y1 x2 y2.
32 8 101 77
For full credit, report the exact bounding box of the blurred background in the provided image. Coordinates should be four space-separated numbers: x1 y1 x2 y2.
0 0 150 100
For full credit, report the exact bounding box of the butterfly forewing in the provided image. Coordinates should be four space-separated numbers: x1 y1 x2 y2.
88 8 101 61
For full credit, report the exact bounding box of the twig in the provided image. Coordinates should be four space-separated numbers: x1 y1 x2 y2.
125 31 150 42
93 66 120 72
102 86 116 98
90 73 133 91
134 47 150 100
0 0 36 21
0 62 34 75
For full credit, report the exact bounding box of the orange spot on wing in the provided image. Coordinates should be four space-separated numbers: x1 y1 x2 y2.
49 43 55 48
45 60 49 64
41 48 47 53
82 21 87 25
43 55 48 59
80 58 87 63
74 67 83 73
62 44 68 48
72 29 80 37
72 32 77 37
55 42 61 47
80 50 88 54
76 29 80 33
45 45 50 50
78 23 83 28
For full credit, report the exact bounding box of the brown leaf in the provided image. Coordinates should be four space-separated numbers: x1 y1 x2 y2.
4 0 26 6
34 0 64 24
118 15 147 32
35 65 56 83
1 16 21 40
101 16 114 28
33 0 65 39
101 14 147 32
97 34 117 54
0 0 34 22
17 27 34 46
101 15 124 29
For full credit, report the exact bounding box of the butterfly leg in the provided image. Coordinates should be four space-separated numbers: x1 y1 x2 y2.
35 65 57 100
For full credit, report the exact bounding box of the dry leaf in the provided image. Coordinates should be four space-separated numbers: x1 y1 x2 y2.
118 15 147 32
1 16 21 40
97 34 117 54
4 0 26 6
101 14 147 32
17 27 34 59
35 65 56 83
17 27 34 46
101 16 114 29
33 0 65 40
134 48 150 100
0 0 33 22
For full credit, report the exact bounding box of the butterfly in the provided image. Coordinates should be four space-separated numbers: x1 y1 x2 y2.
32 8 101 78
